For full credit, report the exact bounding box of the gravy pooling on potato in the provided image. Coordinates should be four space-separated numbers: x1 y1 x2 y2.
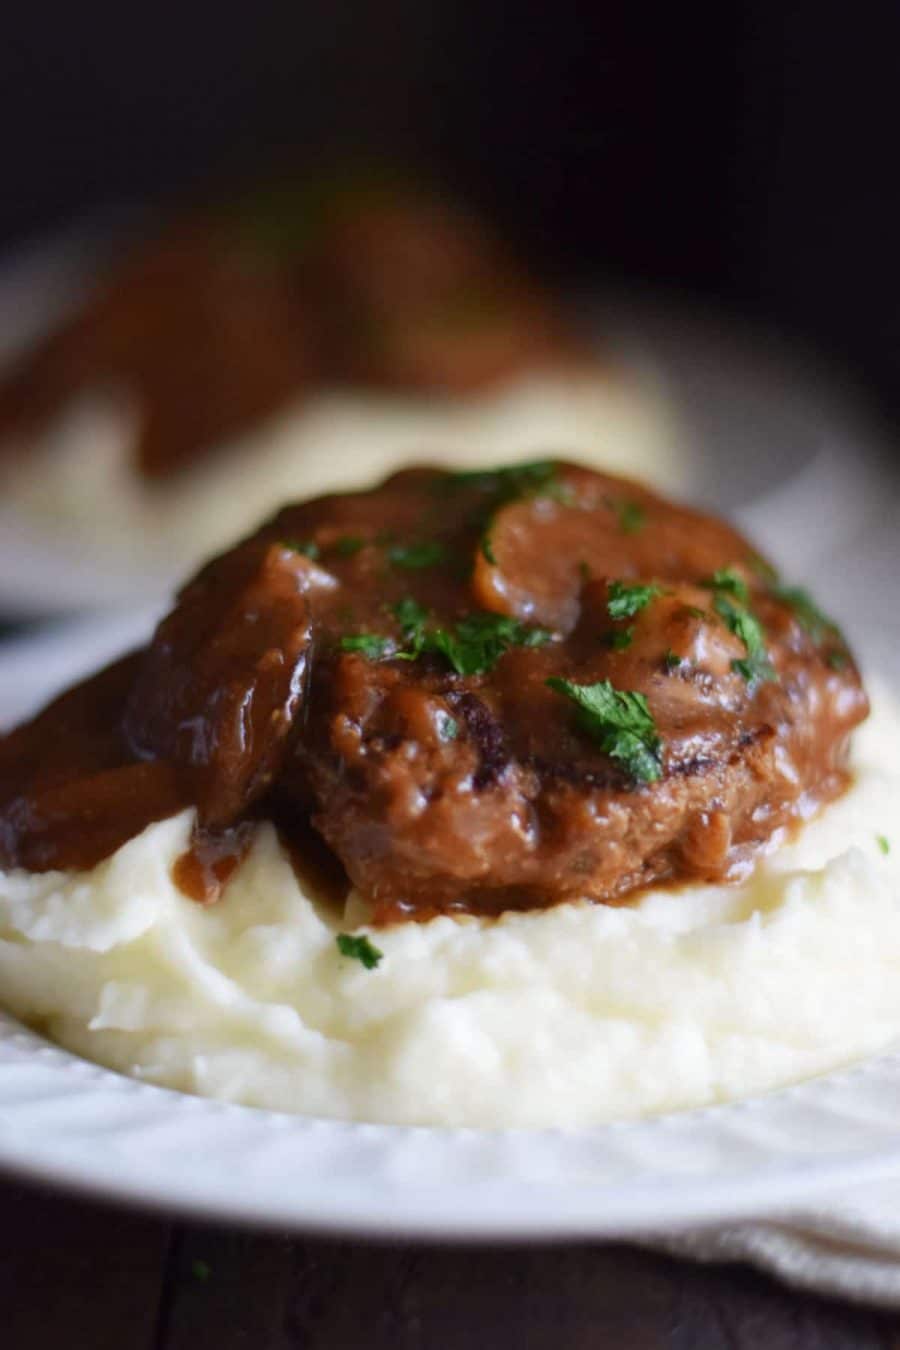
0 462 868 922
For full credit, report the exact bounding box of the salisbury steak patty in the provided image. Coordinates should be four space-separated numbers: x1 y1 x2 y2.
0 462 868 920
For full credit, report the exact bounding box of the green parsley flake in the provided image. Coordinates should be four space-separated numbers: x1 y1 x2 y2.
607 580 661 620
702 566 749 602
713 594 775 685
610 499 646 535
336 933 384 970
388 541 446 570
826 650 849 671
444 460 558 500
608 627 634 651
340 633 395 659
335 535 365 557
446 461 562 564
428 613 551 676
389 598 431 662
772 584 840 644
546 677 663 784
191 1260 211 1283
731 656 768 683
877 834 891 856
663 649 682 671
437 712 459 741
393 597 429 633
399 602 551 674
282 538 320 560
347 601 550 675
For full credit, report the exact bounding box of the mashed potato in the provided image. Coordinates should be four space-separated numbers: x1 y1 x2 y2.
0 683 897 1129
2 370 679 579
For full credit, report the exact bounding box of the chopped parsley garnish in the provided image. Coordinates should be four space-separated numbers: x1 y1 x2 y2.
393 597 428 633
346 600 551 675
445 461 563 562
336 933 384 969
877 834 891 856
826 650 849 671
713 594 775 684
340 633 396 659
191 1260 211 1283
389 597 432 662
282 538 320 560
609 499 646 535
703 569 774 685
546 677 663 784
437 712 459 741
427 613 551 676
772 584 840 644
444 460 558 500
702 566 749 603
731 655 772 684
335 535 366 557
388 541 446 570
608 627 634 651
663 649 682 671
607 580 661 620
579 560 591 581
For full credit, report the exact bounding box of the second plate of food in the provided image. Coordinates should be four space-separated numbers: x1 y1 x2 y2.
1 443 899 1236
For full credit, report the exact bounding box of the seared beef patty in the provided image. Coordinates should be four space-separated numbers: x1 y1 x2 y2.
0 462 868 921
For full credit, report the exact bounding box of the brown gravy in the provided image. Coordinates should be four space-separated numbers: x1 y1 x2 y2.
0 462 869 922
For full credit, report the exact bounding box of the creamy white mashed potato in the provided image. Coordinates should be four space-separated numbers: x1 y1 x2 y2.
1 684 898 1130
2 370 680 579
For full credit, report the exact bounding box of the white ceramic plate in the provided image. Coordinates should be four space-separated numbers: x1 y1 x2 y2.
1 475 900 1237
5 1013 900 1238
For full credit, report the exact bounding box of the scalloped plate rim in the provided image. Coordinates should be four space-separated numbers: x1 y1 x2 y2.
4 1013 900 1237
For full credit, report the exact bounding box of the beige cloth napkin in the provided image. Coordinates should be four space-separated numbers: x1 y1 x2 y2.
644 1176 900 1307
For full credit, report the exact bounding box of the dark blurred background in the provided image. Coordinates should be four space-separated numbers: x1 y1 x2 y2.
1 1 898 420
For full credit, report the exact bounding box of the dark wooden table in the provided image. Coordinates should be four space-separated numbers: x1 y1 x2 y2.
3 1176 900 1348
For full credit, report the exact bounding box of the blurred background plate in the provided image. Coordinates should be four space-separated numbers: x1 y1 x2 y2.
0 227 893 618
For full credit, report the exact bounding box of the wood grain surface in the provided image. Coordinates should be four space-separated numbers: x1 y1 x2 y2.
2 1176 900 1348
